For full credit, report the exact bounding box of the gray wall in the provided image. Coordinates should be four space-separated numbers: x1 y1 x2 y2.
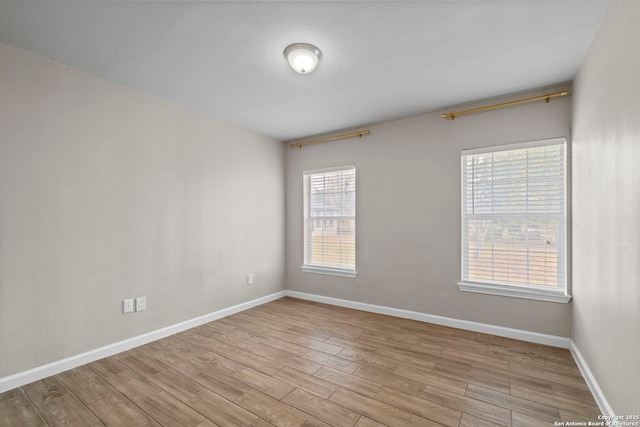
572 0 640 414
0 43 285 378
286 84 573 337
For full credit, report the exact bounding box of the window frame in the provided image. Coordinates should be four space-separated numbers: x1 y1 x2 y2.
301 165 357 278
457 137 571 303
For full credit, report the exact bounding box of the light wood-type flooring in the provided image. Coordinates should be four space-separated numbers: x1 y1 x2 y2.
0 297 601 426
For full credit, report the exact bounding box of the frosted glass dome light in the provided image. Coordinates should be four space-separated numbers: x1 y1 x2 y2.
284 43 322 74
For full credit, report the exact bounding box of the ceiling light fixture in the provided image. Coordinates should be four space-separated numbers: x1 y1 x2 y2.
284 43 322 74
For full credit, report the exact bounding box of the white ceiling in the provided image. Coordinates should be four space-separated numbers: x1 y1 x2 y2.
0 1 610 141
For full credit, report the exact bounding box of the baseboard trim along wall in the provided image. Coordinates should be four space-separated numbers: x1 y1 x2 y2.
2 288 609 418
0 291 286 394
286 290 615 417
285 290 571 348
570 340 615 418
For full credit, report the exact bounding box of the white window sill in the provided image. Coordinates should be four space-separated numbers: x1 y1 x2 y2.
302 265 357 278
457 281 572 303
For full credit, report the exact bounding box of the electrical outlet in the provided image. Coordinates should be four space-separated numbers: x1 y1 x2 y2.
247 273 254 285
135 296 146 312
123 299 134 314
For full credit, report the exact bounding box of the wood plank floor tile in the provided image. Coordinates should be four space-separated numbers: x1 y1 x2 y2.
190 368 252 401
207 322 310 357
290 338 345 356
354 364 426 395
0 297 601 427
235 389 309 427
466 383 561 422
135 335 196 359
313 366 381 398
232 311 291 331
324 336 378 353
559 409 604 423
509 361 590 389
328 387 412 427
286 326 334 342
407 414 448 427
87 392 161 426
551 382 599 405
141 350 208 378
232 315 346 352
264 326 348 354
433 363 511 394
375 387 461 427
241 308 317 332
441 348 510 371
86 357 129 379
356 336 443 361
272 367 339 399
0 393 47 427
282 388 360 427
22 377 100 427
510 381 602 417
508 378 554 395
264 349 324 374
235 320 343 354
145 370 210 403
0 388 24 403
98 369 162 403
354 416 387 427
117 351 167 377
250 418 275 427
336 348 399 372
393 363 467 395
200 324 282 357
373 348 445 371
56 366 116 405
186 389 259 426
180 331 284 376
419 384 511 426
300 417 332 427
511 411 552 427
136 390 213 427
520 357 583 377
169 339 295 400
459 412 501 427
236 367 297 400
266 315 360 341
160 337 238 373
302 350 360 373
508 347 577 371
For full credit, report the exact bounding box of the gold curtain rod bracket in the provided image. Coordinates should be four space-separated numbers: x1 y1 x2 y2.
441 91 567 120
289 129 370 148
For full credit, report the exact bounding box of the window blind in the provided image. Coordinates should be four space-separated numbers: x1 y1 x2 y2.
303 165 356 273
461 139 567 292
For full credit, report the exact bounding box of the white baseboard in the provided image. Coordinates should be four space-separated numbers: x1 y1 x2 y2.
3 287 610 420
285 291 618 414
285 290 571 349
0 291 286 394
570 340 615 417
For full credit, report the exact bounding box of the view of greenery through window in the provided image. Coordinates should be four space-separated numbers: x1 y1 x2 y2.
462 143 565 289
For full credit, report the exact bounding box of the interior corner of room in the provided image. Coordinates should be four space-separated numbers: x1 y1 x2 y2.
0 0 638 419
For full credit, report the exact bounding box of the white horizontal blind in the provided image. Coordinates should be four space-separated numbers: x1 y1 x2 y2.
304 165 356 271
461 140 566 291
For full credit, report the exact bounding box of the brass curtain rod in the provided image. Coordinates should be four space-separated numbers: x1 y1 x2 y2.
290 130 370 148
441 91 568 120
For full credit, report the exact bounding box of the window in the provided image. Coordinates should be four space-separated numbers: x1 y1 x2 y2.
458 138 570 303
302 165 356 278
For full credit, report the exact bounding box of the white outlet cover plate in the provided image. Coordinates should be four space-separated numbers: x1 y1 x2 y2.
123 299 134 314
136 296 146 312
